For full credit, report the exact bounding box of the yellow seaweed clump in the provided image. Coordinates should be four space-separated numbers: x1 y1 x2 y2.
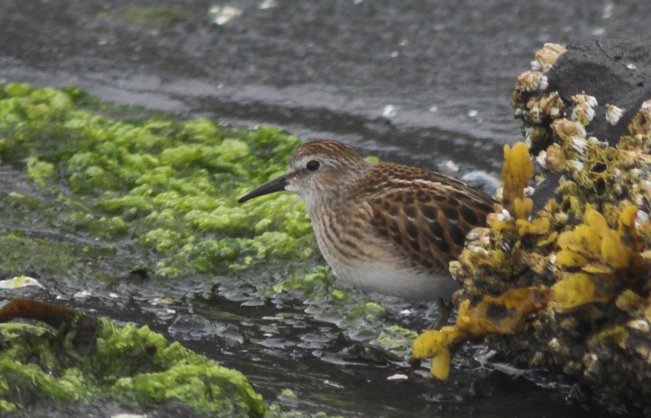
552 204 644 310
501 142 534 218
453 140 554 299
413 287 550 379
433 48 651 410
489 140 553 251
556 205 634 271
417 45 651 414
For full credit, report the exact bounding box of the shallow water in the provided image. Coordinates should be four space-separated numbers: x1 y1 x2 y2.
2 0 651 416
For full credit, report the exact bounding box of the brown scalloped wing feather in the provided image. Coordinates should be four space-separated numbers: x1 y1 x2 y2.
352 163 493 272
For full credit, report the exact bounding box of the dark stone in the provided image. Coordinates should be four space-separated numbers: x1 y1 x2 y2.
532 171 562 211
547 38 651 146
531 38 651 210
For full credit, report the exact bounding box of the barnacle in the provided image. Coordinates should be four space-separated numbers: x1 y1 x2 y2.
515 71 549 93
417 57 651 413
526 93 565 125
512 71 549 111
544 144 566 172
530 43 567 73
551 118 586 143
606 104 625 126
571 94 598 126
627 99 651 137
513 44 567 153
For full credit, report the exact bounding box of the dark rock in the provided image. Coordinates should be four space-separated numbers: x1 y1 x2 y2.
547 38 651 145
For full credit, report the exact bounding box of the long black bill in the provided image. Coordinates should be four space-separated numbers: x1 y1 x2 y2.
238 175 288 203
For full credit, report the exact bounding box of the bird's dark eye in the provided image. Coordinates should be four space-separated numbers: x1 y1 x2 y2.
306 160 320 171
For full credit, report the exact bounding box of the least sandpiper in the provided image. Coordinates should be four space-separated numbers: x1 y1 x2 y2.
238 140 493 301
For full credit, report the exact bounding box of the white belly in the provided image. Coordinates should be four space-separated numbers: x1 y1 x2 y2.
314 229 459 301
329 259 460 301
307 203 460 301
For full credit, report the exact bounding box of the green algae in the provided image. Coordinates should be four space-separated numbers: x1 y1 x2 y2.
0 84 417 319
350 302 386 322
273 266 333 294
0 84 421 415
0 83 320 413
96 320 264 417
0 323 86 413
0 231 116 281
371 325 418 357
25 157 55 188
0 83 315 281
0 316 264 416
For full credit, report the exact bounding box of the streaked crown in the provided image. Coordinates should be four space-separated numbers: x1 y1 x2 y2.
285 140 370 210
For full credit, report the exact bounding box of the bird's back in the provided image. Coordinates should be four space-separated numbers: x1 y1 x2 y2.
346 162 494 273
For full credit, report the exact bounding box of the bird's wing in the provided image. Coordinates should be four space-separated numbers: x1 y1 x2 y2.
353 163 494 272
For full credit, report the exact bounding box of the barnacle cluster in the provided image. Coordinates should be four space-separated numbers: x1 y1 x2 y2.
414 43 651 411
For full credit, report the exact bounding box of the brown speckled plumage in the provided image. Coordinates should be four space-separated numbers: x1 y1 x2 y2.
352 163 493 273
239 139 494 300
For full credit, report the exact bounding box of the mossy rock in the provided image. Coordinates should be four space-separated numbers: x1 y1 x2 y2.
0 303 264 416
0 83 316 283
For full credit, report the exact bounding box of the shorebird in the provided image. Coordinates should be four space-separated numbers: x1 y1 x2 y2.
238 140 493 301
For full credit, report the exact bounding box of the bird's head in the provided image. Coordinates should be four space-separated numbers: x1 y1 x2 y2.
238 140 369 210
